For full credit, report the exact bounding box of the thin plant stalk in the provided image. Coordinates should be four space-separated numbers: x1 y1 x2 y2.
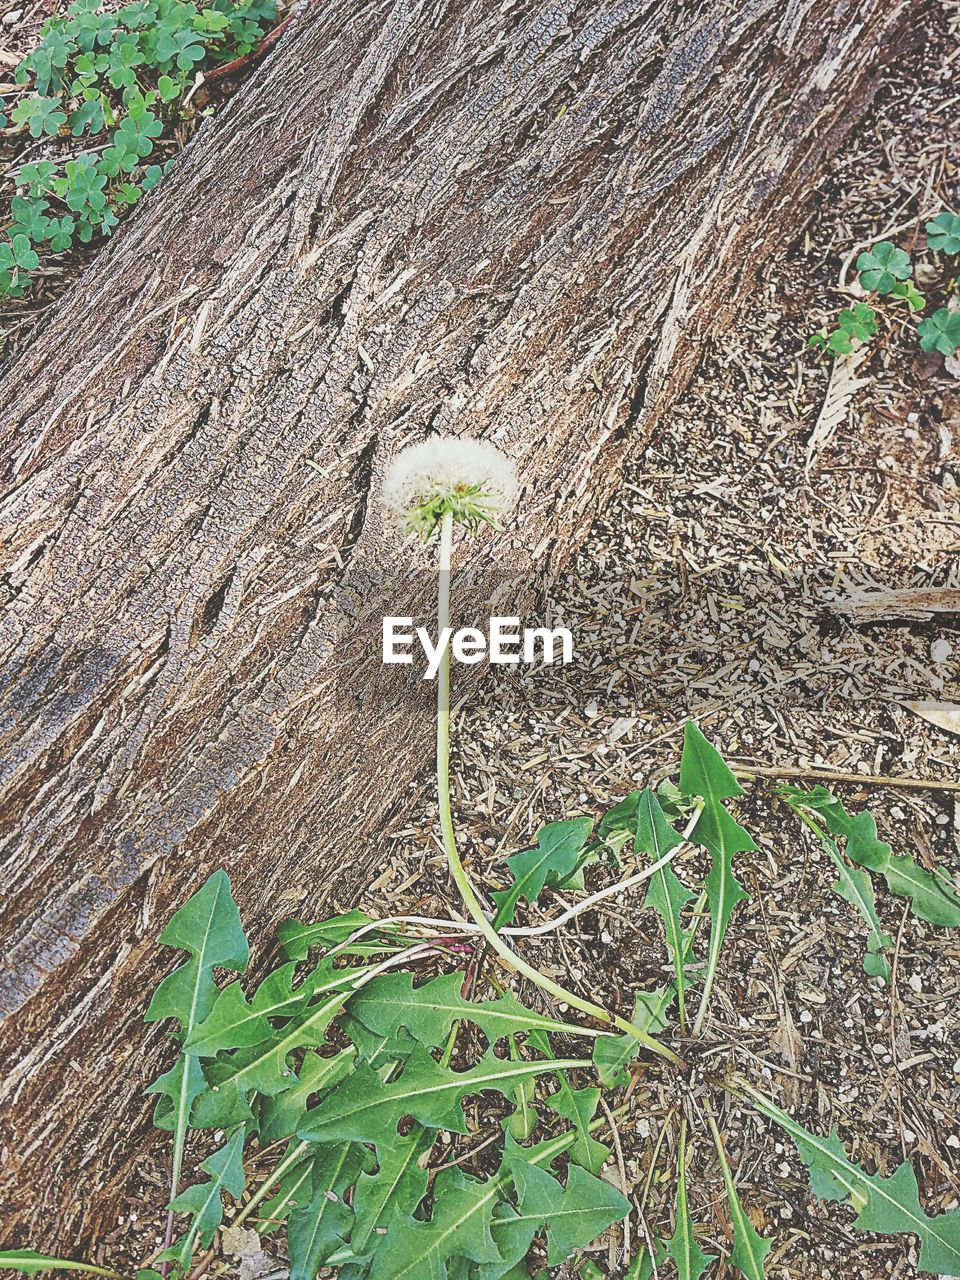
224 1138 312 1235
0 1259 123 1280
434 509 682 1067
159 1051 194 1275
704 1106 741 1209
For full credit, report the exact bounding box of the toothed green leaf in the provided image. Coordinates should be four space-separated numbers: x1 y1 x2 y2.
715 1158 769 1280
367 1167 504 1280
680 724 756 1020
162 1127 246 1269
298 1044 590 1150
636 788 697 1023
144 871 248 1216
591 987 673 1090
146 1052 207 1132
783 786 960 928
350 1125 434 1258
529 1029 609 1173
667 1137 715 1280
348 970 590 1049
278 912 409 959
185 962 303 1054
679 722 744 802
191 989 349 1128
287 1143 372 1280
340 1012 416 1070
185 956 365 1056
491 818 594 927
145 870 248 1031
506 1036 538 1142
748 1088 960 1276
784 796 893 981
258 1144 315 1235
258 1046 356 1145
503 1154 630 1266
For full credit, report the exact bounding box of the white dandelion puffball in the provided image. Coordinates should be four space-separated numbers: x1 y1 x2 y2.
382 437 519 530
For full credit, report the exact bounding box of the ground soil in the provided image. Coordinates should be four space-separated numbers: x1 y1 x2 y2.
5 3 960 1279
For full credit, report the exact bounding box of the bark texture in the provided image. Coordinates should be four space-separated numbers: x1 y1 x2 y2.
0 0 914 1246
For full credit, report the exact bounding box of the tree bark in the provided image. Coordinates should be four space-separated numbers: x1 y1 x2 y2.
0 0 914 1247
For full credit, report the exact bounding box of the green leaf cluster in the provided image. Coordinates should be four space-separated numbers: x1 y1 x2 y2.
782 785 960 982
747 1087 960 1276
1 0 276 295
918 307 960 356
807 218 960 367
927 211 960 255
807 302 878 354
11 725 960 1280
855 241 912 294
139 873 631 1279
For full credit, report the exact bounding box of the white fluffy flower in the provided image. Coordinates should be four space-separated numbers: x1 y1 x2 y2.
382 437 518 536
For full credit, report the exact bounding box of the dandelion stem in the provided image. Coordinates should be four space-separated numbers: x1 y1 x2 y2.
434 509 682 1068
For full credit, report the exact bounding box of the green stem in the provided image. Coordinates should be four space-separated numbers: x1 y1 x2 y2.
434 510 681 1068
227 1139 312 1234
704 1105 741 1210
677 1115 689 1204
0 1260 123 1280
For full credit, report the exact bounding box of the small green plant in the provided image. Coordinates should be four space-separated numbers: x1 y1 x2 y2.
918 307 960 356
927 211 960 255
807 220 960 364
0 0 276 297
807 301 878 354
854 240 912 293
5 439 960 1279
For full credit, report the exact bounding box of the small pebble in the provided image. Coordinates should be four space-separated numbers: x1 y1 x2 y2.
931 637 953 664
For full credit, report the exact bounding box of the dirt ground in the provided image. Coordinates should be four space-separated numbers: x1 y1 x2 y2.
4 2 960 1279
354 11 960 1279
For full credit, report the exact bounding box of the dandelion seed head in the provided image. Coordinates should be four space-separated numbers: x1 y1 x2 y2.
382 437 518 538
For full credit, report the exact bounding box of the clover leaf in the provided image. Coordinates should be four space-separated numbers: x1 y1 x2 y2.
114 109 163 157
47 216 77 252
155 28 206 70
59 157 108 213
808 303 877 356
10 195 52 242
918 308 960 356
0 234 41 271
856 241 912 294
837 303 877 341
926 212 960 256
890 280 925 312
68 97 106 135
11 95 68 137
157 73 182 101
17 161 58 196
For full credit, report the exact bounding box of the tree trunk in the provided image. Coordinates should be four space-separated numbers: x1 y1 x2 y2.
0 0 913 1247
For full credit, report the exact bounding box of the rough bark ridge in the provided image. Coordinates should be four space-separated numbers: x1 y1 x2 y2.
0 0 912 1245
